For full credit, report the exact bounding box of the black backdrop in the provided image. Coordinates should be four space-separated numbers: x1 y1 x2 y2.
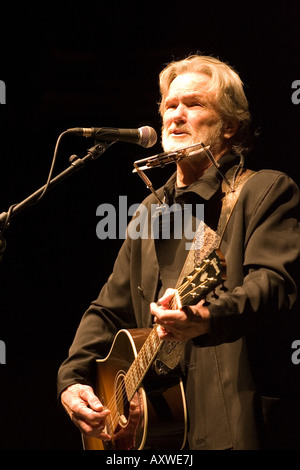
0 1 299 450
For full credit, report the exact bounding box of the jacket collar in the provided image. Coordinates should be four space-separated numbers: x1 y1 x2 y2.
163 152 240 203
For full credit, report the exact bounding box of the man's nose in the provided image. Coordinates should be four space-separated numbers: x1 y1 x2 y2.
171 104 187 123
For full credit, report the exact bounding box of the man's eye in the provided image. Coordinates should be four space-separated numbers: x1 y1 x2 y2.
189 101 203 107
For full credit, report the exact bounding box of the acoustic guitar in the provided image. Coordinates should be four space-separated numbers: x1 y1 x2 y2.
82 250 226 450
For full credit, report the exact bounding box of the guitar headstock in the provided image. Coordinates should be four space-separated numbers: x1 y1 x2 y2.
178 249 226 306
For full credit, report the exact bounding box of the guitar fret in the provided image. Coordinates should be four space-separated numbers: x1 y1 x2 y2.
124 326 162 402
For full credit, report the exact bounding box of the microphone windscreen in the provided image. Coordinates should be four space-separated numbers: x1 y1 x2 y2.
140 126 157 148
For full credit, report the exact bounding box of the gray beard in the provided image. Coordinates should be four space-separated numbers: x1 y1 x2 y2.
161 121 224 155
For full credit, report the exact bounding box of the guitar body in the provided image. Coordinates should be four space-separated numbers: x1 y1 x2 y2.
82 328 187 451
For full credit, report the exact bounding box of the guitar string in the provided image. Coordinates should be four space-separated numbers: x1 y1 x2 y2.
103 327 161 430
104 354 157 429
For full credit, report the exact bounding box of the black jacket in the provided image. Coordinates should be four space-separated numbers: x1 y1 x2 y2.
57 154 300 449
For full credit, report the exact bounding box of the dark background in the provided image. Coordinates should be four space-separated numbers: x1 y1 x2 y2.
0 1 299 450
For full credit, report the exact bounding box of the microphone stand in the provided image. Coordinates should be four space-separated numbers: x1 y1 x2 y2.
0 142 110 260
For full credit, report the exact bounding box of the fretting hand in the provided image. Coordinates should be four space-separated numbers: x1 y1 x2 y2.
150 288 210 342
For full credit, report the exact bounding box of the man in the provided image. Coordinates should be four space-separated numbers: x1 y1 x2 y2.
57 55 300 449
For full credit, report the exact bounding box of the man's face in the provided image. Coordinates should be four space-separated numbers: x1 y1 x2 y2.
161 72 225 154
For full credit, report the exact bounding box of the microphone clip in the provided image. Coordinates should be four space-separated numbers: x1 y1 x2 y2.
88 141 115 159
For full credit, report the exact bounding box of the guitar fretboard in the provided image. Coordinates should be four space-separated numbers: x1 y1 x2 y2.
124 325 163 402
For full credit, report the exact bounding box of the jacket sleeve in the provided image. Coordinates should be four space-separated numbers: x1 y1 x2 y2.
202 171 300 345
56 191 160 397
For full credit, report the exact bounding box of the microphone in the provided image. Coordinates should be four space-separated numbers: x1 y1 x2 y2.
67 126 157 148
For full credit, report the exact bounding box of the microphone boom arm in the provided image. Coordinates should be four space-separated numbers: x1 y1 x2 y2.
0 142 110 258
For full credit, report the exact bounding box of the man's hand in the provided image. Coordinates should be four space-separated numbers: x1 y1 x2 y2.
150 288 210 341
61 384 111 440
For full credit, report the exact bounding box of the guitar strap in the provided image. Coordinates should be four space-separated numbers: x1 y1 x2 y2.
177 165 256 284
155 165 256 375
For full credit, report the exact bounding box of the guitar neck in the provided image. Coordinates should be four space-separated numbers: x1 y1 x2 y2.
124 291 181 402
124 325 163 402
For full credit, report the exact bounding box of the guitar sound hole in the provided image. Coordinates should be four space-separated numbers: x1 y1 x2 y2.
110 371 144 449
115 372 130 428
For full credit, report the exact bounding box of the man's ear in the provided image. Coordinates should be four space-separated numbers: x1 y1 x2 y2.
223 119 239 139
